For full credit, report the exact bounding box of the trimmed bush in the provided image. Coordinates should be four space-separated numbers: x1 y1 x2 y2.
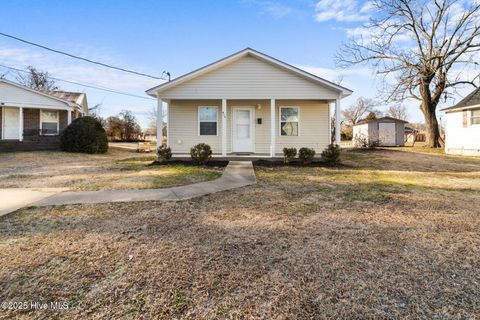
298 147 316 164
157 145 172 163
190 143 212 164
60 116 108 154
321 144 341 165
283 147 297 164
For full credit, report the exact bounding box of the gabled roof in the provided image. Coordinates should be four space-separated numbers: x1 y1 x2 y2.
441 87 480 112
354 116 408 126
51 91 85 105
146 48 353 98
0 78 76 108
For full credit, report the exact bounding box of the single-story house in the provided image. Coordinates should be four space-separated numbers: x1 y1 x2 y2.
352 117 407 147
442 87 480 156
146 48 353 157
0 79 87 151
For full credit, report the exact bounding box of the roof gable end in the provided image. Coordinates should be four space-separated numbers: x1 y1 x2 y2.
146 48 353 99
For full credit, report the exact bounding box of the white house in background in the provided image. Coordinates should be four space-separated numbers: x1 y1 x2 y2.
146 48 353 157
0 79 87 151
442 87 480 156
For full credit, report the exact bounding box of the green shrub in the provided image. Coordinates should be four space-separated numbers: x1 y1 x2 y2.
190 143 212 164
298 147 316 164
60 116 108 154
283 147 297 164
157 145 172 163
321 144 341 165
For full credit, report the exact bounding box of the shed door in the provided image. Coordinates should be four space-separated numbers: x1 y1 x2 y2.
379 123 396 146
3 107 20 140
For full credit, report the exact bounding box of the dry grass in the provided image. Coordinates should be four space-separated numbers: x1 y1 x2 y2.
0 148 479 318
0 147 222 191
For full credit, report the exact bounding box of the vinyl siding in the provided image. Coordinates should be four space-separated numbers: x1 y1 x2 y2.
161 56 340 100
168 99 330 155
169 100 222 154
0 82 70 109
445 109 480 155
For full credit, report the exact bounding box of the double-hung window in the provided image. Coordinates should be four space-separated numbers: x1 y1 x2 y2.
471 109 480 125
40 110 59 135
280 107 299 136
198 106 218 135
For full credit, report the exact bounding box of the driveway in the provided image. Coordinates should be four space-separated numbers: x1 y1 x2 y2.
0 188 66 216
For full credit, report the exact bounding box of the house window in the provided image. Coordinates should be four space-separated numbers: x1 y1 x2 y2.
471 109 480 125
280 107 299 136
40 110 59 135
198 106 218 135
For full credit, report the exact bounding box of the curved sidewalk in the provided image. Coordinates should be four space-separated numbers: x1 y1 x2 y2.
34 161 256 207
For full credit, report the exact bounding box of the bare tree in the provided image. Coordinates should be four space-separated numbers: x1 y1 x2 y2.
342 97 379 125
16 66 58 92
336 0 480 147
385 104 409 121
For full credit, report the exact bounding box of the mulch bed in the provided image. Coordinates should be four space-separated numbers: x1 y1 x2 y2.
253 159 335 167
149 159 229 168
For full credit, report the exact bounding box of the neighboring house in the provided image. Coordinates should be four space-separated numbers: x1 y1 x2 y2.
352 117 407 147
404 127 426 143
442 87 480 156
146 48 353 157
0 79 87 151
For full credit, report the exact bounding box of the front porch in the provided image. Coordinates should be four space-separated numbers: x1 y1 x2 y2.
156 98 342 157
0 106 73 151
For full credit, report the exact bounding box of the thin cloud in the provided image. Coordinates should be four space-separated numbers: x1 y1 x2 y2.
315 0 371 22
241 0 297 18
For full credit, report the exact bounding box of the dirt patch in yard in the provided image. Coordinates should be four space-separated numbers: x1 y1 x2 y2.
0 148 479 318
0 147 222 191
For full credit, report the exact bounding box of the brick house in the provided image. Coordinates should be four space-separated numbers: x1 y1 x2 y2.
0 79 88 151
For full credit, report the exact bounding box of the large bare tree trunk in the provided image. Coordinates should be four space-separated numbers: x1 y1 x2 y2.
421 104 442 148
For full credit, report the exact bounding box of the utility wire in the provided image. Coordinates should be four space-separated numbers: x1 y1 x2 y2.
0 64 156 101
0 31 165 80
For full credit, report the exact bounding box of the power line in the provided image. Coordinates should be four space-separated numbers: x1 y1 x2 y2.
0 31 166 80
0 64 156 101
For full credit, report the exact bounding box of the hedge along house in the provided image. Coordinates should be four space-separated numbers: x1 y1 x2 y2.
146 48 353 157
352 117 408 147
442 87 480 156
0 79 87 151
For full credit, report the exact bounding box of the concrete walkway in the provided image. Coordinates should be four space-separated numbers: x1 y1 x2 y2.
0 187 67 216
34 161 256 207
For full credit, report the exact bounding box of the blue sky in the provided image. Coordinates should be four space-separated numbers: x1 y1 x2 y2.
0 0 458 127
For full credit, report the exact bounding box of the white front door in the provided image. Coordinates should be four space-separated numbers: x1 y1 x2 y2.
232 107 254 153
2 107 20 140
379 122 396 146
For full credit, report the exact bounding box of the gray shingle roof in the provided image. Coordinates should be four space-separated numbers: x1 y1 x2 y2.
442 87 480 112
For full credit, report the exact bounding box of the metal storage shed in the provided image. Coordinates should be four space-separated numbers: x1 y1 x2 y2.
352 117 408 147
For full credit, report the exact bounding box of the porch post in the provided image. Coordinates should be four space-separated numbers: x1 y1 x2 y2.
335 97 341 145
221 99 227 157
156 96 163 150
165 100 170 147
270 99 276 157
67 110 72 125
19 107 23 142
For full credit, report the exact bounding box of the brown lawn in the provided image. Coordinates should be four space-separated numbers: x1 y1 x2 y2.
0 148 479 319
0 145 222 191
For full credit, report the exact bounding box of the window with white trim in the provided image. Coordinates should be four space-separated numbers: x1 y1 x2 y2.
471 109 480 125
198 106 218 135
280 107 299 136
40 110 59 135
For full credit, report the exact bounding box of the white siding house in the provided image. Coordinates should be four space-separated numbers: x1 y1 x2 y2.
443 87 480 156
146 48 353 157
0 79 86 151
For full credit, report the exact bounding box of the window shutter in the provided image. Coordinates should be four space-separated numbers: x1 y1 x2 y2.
462 110 468 128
